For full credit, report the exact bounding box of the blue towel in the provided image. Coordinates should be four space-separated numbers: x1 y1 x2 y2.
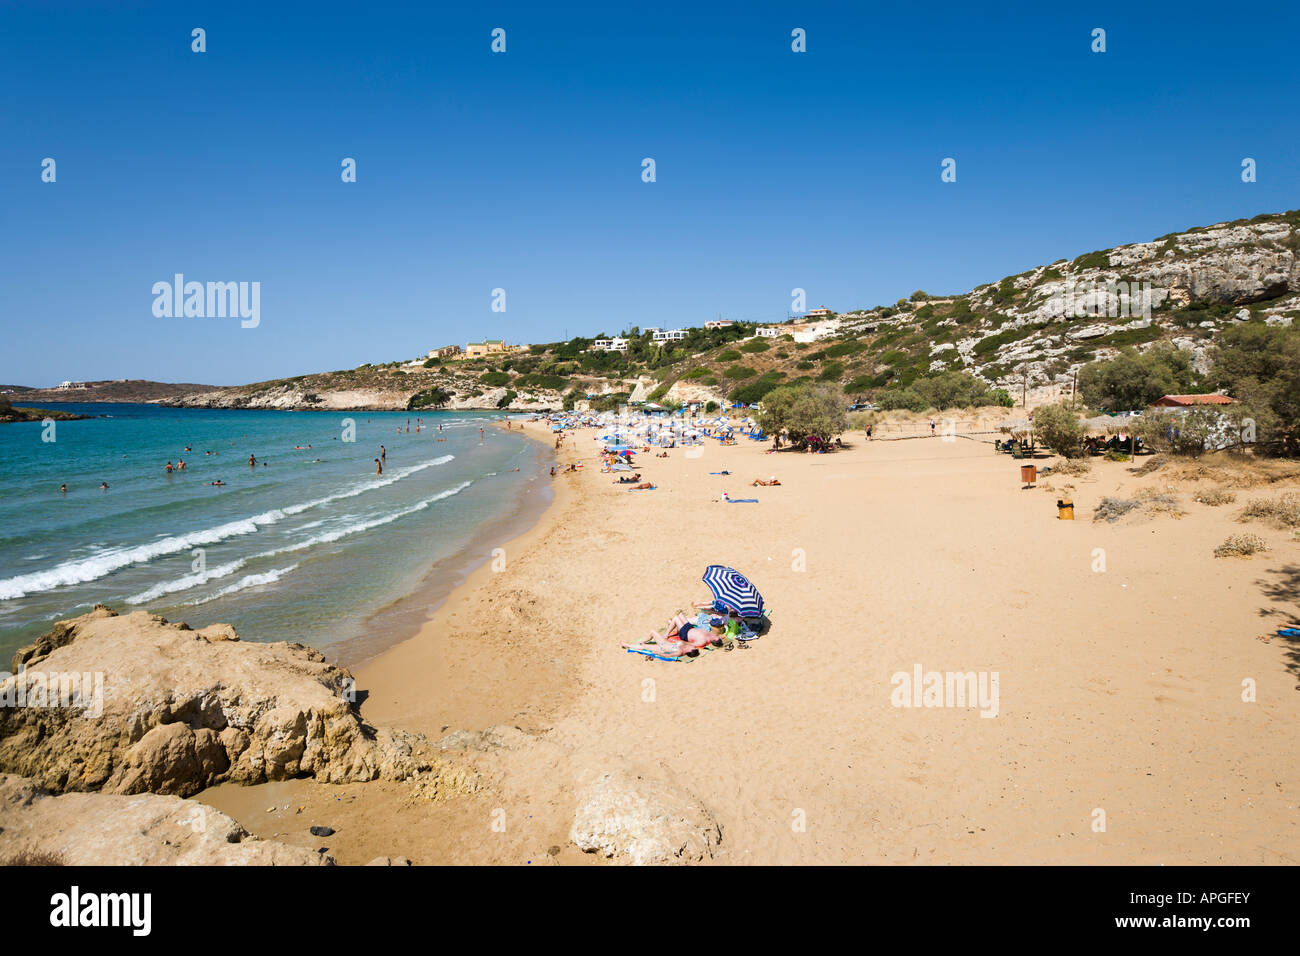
726 498 759 503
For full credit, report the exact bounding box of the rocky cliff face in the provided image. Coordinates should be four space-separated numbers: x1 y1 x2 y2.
837 210 1300 395
0 607 433 798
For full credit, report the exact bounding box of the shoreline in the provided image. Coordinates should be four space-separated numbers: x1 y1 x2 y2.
328 431 556 671
350 420 580 733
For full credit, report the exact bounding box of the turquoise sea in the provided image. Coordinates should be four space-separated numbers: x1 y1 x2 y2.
0 404 550 665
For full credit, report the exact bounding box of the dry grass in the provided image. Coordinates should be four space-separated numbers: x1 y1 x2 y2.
0 850 66 866
1237 492 1300 529
1053 458 1092 477
1196 488 1237 506
1169 458 1300 490
1094 497 1140 523
1214 534 1269 558
1132 455 1166 476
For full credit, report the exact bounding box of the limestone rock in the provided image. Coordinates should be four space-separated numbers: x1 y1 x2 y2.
0 774 331 865
570 770 721 865
0 607 433 797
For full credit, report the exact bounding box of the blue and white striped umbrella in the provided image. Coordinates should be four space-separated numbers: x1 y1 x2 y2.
701 565 764 618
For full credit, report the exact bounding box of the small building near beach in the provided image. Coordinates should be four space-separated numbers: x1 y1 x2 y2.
1150 393 1235 408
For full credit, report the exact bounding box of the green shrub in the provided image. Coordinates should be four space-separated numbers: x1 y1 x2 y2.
1033 402 1086 457
739 340 770 353
724 365 756 380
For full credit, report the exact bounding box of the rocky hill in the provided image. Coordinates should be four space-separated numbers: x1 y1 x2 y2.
12 379 216 404
163 209 1300 413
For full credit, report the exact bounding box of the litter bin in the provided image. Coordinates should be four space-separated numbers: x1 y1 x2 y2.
1057 498 1074 520
1020 465 1037 487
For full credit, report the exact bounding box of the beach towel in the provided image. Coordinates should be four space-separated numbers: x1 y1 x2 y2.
709 471 731 475
725 497 759 503
626 648 682 662
1276 627 1300 637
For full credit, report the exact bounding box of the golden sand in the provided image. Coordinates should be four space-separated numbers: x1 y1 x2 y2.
201 418 1300 865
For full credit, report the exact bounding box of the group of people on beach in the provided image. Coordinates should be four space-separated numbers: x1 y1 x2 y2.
623 601 752 659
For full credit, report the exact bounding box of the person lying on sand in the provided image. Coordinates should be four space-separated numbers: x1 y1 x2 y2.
622 614 725 657
614 473 643 483
752 477 781 486
627 482 655 490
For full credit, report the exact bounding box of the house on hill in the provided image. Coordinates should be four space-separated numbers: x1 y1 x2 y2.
1150 394 1235 408
465 340 515 358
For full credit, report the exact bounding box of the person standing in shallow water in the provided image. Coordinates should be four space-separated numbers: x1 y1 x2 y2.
248 453 256 467
375 458 383 475
380 444 386 464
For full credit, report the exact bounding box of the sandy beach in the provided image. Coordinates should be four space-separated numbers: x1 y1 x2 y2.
200 417 1300 865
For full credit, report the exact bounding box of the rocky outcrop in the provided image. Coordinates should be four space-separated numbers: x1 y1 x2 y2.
0 774 332 865
569 770 722 865
0 606 433 797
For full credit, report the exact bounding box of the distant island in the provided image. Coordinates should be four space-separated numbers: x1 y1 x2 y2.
1 379 216 405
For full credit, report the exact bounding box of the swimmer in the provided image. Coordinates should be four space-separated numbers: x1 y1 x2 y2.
248 454 256 467
60 483 67 494
100 482 109 491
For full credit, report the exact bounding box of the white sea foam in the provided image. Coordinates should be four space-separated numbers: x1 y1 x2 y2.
124 558 248 605
181 564 300 605
0 454 456 600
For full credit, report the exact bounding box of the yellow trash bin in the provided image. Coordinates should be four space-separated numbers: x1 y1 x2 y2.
1057 498 1074 520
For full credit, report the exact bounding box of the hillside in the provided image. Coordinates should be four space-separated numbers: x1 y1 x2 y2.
166 209 1300 413
13 380 217 404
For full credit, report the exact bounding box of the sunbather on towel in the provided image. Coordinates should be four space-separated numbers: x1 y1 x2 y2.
614 473 642 483
623 614 723 657
752 476 781 486
628 482 655 490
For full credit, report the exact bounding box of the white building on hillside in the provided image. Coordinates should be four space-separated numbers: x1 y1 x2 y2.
591 337 629 352
652 328 689 342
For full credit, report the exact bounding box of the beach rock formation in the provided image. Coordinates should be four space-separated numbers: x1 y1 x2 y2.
569 770 722 865
0 606 433 797
0 773 332 865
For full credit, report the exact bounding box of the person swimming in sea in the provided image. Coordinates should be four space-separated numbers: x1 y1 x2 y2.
248 454 256 467
165 461 174 473
100 482 109 491
60 483 67 494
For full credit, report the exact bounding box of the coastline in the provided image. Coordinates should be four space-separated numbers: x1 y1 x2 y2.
327 430 557 671
351 421 579 732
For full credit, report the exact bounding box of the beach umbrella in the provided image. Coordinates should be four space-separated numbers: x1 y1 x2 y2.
701 565 764 618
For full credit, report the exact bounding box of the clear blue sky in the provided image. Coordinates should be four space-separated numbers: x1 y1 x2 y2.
3 0 1297 386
